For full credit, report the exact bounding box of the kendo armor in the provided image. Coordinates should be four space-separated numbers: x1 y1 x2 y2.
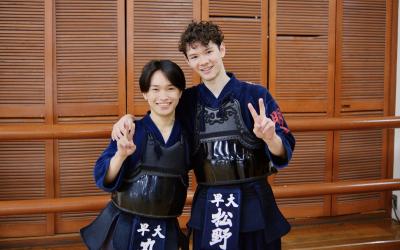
112 132 188 218
193 98 275 185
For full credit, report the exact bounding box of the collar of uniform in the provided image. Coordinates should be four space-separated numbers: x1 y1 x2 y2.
198 72 240 108
142 113 181 147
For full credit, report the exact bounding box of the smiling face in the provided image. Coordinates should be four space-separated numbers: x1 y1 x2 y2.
185 41 227 85
142 70 182 120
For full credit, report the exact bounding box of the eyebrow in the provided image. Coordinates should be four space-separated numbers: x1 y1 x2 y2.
150 83 173 87
188 46 211 56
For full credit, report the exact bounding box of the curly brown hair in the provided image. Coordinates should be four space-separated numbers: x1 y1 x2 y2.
178 21 224 57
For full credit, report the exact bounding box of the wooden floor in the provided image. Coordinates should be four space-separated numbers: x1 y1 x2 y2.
1 212 400 250
282 212 400 250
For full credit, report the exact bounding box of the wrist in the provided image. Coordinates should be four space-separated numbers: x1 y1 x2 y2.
264 133 280 145
114 151 128 161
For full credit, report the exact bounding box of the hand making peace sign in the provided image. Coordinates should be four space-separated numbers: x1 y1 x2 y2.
248 98 276 142
116 127 136 158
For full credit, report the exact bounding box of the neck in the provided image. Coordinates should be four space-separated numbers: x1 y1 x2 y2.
203 70 230 98
149 112 175 130
149 112 175 143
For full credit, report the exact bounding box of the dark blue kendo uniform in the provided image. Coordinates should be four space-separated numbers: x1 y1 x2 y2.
80 114 190 250
176 73 295 250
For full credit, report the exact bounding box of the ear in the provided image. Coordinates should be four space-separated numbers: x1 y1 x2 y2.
220 42 226 58
142 93 148 100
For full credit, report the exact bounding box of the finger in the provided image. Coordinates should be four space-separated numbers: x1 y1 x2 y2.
123 128 130 141
247 103 259 120
253 126 261 136
115 127 124 140
127 128 133 141
116 130 122 141
113 131 121 141
111 124 119 141
258 98 266 116
254 120 261 130
124 119 132 132
262 121 275 134
259 117 268 129
129 123 135 140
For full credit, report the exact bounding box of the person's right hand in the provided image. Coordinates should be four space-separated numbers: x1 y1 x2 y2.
112 114 135 141
116 128 136 158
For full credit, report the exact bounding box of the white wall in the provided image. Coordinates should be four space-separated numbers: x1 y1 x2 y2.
392 3 400 219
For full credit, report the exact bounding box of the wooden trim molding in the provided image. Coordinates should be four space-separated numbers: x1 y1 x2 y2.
0 124 111 140
288 116 400 132
0 179 399 216
1 116 400 140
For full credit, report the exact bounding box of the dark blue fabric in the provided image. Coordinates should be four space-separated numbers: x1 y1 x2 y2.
94 113 184 193
201 187 241 250
188 181 290 241
177 73 295 168
131 217 166 250
193 229 281 250
80 202 120 250
80 203 184 250
82 114 188 250
176 73 294 248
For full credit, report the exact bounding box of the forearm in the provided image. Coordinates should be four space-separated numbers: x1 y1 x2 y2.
104 152 127 184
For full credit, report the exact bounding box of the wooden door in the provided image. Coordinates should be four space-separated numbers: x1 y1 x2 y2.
268 0 336 217
332 0 393 215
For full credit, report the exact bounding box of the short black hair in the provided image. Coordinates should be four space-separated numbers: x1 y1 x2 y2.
139 60 186 93
178 21 224 57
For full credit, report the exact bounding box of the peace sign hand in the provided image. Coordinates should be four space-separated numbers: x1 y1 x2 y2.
116 127 136 159
248 98 276 143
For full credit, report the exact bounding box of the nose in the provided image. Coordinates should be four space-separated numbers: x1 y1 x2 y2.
159 90 169 100
198 54 209 66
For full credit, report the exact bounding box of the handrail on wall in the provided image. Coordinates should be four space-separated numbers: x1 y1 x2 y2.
1 116 400 140
0 116 399 216
288 116 400 131
0 179 399 216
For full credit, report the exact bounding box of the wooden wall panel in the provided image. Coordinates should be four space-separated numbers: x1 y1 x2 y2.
0 141 48 237
275 38 329 112
0 0 45 120
274 127 332 217
209 0 263 84
333 0 390 215
209 0 260 17
212 19 262 83
272 0 392 218
270 0 334 218
55 0 125 120
128 0 194 115
270 0 334 114
57 139 108 198
55 138 108 233
336 0 387 113
276 0 328 34
52 0 125 234
333 112 386 215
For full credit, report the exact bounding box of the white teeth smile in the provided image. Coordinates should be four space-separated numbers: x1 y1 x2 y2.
201 66 213 73
157 103 170 107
